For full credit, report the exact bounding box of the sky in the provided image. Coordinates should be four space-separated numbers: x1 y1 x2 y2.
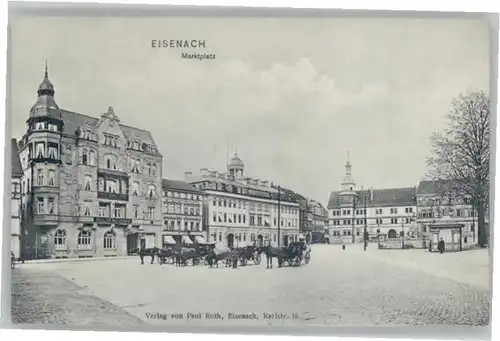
8 15 491 205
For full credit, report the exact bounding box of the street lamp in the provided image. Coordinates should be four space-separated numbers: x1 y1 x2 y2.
363 195 368 251
401 220 405 249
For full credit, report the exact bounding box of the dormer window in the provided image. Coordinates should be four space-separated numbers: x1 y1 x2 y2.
48 124 58 132
103 134 119 147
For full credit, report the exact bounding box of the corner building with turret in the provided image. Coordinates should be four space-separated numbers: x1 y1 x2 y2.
17 67 163 259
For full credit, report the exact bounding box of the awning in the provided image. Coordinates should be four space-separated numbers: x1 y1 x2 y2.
195 236 208 244
163 235 176 245
182 235 193 244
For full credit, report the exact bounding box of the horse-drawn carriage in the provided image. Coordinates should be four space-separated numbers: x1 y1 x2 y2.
263 241 310 268
232 242 262 266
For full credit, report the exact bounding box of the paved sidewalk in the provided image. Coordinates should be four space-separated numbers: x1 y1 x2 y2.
10 267 144 326
14 256 129 265
330 243 491 290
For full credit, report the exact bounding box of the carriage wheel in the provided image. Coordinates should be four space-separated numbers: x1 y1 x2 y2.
240 257 247 266
294 256 301 267
254 254 261 265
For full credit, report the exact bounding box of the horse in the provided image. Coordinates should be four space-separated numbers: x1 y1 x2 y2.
174 247 198 267
157 246 175 265
206 247 234 268
131 247 159 265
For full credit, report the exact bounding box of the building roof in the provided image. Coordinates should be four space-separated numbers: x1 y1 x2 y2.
416 179 456 195
228 153 244 167
328 187 416 209
60 109 159 152
11 138 23 178
162 179 201 193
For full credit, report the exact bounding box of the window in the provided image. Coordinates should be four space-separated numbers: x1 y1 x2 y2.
213 212 217 222
89 150 96 166
390 208 398 214
103 134 118 147
151 164 157 176
146 206 155 220
35 122 45 130
147 185 156 198
376 208 383 215
130 158 141 173
98 203 109 217
47 170 56 186
391 218 398 224
114 205 125 218
105 155 117 170
54 230 66 250
84 175 92 191
131 182 140 196
35 142 45 158
77 230 92 250
121 180 128 194
405 207 413 213
103 231 116 249
47 197 55 214
82 201 91 216
98 177 104 192
456 209 462 217
36 169 44 186
48 143 58 159
133 205 139 218
82 148 88 165
37 197 44 213
106 179 118 193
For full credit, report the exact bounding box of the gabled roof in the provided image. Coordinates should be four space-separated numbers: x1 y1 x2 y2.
11 138 23 178
328 187 416 209
417 179 456 195
162 179 201 193
60 109 160 154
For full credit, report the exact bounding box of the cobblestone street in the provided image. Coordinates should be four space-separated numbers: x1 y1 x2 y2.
11 244 491 327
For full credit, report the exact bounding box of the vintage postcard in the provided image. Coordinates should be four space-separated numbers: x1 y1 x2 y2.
3 3 494 335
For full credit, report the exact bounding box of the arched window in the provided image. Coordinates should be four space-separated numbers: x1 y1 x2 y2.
103 230 116 249
147 185 156 198
54 229 67 250
145 162 151 175
77 230 92 250
151 163 157 176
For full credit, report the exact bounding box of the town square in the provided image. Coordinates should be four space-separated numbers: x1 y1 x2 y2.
6 13 492 330
11 243 490 327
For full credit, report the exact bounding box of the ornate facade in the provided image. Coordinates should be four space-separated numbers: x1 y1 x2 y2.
18 67 163 259
161 179 204 245
327 156 418 243
186 154 300 248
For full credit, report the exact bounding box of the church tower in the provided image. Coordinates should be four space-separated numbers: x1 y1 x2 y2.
339 151 357 207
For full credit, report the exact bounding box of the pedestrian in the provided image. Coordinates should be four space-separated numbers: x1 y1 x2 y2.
342 244 346 251
438 238 445 254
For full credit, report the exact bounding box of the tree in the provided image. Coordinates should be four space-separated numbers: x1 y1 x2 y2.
426 91 490 247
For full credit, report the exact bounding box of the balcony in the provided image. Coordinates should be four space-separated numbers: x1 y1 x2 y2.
94 217 132 225
34 214 59 226
97 191 129 201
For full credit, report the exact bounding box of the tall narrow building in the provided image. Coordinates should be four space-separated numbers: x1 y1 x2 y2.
18 66 163 259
